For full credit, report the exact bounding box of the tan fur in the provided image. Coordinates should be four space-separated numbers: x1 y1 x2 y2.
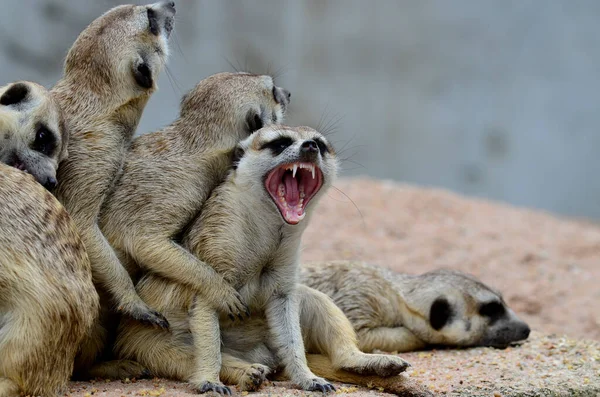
0 164 99 397
99 72 290 319
51 2 175 377
116 126 410 394
0 81 67 189
302 261 531 352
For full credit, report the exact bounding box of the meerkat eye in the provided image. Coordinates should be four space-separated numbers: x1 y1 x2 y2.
261 137 293 155
314 138 329 154
31 125 56 157
147 8 160 35
479 301 506 323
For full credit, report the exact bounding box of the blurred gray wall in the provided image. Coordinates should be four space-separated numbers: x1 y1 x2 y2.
2 0 599 219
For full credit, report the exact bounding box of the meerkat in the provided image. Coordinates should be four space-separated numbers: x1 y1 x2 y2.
99 72 291 320
0 164 99 397
115 126 411 395
50 1 175 377
0 81 67 189
302 261 531 352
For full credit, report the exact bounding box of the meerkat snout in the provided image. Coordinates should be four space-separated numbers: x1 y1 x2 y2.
0 81 66 190
148 1 176 38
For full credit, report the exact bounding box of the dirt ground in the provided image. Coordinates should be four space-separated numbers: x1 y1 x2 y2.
66 178 600 396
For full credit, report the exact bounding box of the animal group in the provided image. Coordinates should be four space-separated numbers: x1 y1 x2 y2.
0 2 531 396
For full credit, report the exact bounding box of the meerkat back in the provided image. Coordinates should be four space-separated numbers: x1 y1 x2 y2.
0 164 99 397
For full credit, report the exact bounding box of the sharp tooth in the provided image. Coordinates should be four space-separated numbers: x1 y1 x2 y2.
297 212 306 221
311 166 315 179
292 164 298 178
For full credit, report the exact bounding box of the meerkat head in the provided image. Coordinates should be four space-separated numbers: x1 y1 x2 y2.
62 1 175 98
231 125 338 225
179 72 291 141
0 81 66 190
400 269 530 348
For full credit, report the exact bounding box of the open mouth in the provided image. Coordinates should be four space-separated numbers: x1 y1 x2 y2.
265 162 323 225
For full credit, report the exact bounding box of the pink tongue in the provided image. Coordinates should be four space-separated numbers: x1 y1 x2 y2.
283 172 299 206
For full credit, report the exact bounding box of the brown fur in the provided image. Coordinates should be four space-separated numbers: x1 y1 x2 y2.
99 72 290 318
302 261 530 352
0 164 99 397
115 126 411 394
51 2 175 377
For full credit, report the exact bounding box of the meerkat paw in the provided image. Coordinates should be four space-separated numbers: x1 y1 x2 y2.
300 377 336 393
119 300 169 329
340 353 411 377
238 363 271 391
193 381 232 395
212 285 250 322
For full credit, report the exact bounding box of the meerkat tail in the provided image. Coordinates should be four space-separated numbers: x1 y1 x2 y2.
305 355 433 397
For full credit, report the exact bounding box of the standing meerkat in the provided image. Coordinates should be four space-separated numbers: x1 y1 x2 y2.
51 1 175 377
302 261 531 352
116 126 411 395
100 72 291 319
0 164 99 397
0 81 67 189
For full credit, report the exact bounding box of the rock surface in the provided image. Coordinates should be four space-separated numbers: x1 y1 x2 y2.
67 179 600 396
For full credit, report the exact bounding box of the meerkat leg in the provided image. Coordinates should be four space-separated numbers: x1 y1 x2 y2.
298 285 411 377
188 298 230 395
357 327 427 353
264 292 335 393
219 354 271 392
80 224 168 328
0 378 19 397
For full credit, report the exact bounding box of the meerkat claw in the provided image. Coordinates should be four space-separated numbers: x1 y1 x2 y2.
197 382 231 395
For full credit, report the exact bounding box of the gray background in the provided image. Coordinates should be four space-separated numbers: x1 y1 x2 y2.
2 1 599 219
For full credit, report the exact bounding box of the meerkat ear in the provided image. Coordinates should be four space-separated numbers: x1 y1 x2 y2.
133 61 153 89
1 82 29 106
245 109 263 133
232 145 245 170
430 297 452 330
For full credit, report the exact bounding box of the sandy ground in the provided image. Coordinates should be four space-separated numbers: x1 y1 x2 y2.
66 178 600 396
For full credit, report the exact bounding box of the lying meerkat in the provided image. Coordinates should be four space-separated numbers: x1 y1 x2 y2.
0 81 67 189
100 72 290 320
302 261 531 352
116 126 410 395
51 1 175 377
0 164 99 397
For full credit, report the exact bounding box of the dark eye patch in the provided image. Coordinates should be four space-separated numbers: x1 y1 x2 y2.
315 138 329 154
1 83 29 106
147 8 159 35
31 124 57 157
430 297 453 331
261 137 293 155
479 301 506 324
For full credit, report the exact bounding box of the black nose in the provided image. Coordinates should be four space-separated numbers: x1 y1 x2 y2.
519 324 531 340
44 177 57 191
301 140 318 153
283 89 291 102
161 1 175 10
